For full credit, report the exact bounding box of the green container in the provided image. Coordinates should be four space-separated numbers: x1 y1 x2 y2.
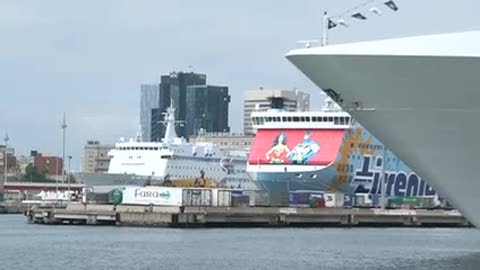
388 196 422 208
109 189 123 205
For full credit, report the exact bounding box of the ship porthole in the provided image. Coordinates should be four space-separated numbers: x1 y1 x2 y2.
311 174 317 179
295 173 302 178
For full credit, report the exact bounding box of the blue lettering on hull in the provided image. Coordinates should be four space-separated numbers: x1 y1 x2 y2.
352 156 436 196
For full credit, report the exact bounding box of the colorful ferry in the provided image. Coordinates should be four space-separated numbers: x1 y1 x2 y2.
246 97 436 197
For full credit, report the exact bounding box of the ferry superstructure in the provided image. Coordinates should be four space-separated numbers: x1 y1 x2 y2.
79 104 257 190
286 31 480 226
246 99 435 198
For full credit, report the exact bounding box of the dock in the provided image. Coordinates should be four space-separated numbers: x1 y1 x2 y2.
25 203 471 228
0 202 28 214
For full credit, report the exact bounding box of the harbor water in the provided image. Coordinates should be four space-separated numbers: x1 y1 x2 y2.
0 215 479 270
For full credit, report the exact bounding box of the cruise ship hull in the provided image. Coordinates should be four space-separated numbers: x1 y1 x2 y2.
286 31 480 226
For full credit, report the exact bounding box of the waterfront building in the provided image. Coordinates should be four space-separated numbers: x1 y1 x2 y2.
33 152 63 181
0 145 16 176
140 84 160 142
81 141 114 173
16 155 35 174
243 88 310 135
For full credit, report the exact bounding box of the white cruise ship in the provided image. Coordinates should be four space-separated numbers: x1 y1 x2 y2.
78 103 258 190
286 31 480 226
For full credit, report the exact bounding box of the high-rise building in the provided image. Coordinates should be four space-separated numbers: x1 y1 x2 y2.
140 84 160 142
243 88 310 135
151 71 230 140
81 141 114 173
186 85 230 136
151 72 207 140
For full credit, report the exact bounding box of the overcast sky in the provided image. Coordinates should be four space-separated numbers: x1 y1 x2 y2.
0 0 478 170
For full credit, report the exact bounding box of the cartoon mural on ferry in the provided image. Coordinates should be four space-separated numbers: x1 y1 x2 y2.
247 126 437 197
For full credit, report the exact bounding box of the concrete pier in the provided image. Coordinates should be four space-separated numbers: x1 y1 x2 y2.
25 203 471 228
0 202 28 214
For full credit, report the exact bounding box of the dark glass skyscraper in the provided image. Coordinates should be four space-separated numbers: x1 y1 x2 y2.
186 85 230 136
151 72 230 140
140 84 160 141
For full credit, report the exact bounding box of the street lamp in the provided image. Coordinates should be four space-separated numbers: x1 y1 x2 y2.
380 145 387 211
1 133 9 202
67 155 72 201
61 113 67 184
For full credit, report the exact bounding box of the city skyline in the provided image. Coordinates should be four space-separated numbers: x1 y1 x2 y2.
0 0 478 170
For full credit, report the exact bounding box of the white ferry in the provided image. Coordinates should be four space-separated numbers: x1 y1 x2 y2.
78 103 258 190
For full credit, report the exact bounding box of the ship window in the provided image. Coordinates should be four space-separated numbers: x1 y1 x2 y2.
282 117 287 122
328 117 333 122
306 117 310 122
292 117 300 122
346 117 350 125
334 117 339 125
276 117 281 122
267 117 272 122
300 116 305 122
339 117 345 125
287 117 292 121
323 117 327 122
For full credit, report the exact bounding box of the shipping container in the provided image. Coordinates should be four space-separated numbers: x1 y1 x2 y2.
212 189 232 207
289 190 324 207
371 194 381 208
182 189 212 206
353 193 373 208
309 197 325 208
244 190 270 207
231 190 243 196
343 194 353 208
388 196 422 209
121 186 183 206
108 189 123 205
387 196 441 209
83 192 110 204
324 192 344 208
231 194 250 207
268 191 289 207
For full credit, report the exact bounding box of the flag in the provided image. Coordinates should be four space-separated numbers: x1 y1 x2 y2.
328 19 337 29
351 12 367 20
384 0 399 11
